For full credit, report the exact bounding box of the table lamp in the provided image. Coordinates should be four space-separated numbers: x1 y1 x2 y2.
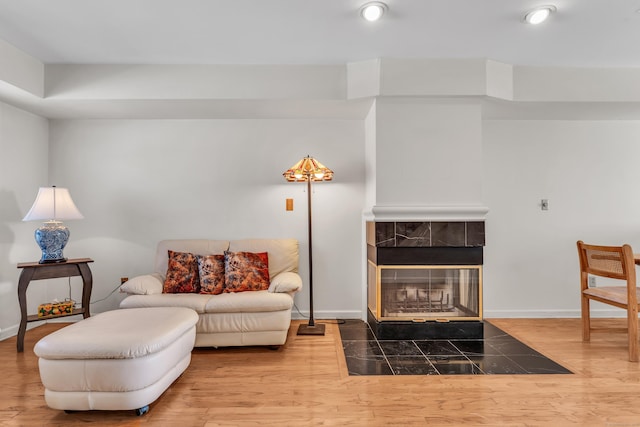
23 186 84 264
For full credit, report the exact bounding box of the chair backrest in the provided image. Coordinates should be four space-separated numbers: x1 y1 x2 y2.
577 241 639 361
577 240 636 286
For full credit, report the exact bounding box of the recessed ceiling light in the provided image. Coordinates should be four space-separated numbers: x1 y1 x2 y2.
360 2 387 22
523 5 556 25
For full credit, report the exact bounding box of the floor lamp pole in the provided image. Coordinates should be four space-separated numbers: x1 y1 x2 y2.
297 177 325 335
283 155 332 336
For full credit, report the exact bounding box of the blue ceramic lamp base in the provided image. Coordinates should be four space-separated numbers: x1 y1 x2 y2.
35 221 70 264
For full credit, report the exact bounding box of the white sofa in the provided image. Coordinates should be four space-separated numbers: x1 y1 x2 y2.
119 239 302 348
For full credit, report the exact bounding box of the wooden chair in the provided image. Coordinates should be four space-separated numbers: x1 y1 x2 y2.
577 240 640 361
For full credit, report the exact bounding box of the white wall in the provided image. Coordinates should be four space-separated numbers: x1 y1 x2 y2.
375 99 483 207
5 54 640 342
0 101 48 339
483 120 640 317
4 110 639 339
46 119 366 319
364 100 376 210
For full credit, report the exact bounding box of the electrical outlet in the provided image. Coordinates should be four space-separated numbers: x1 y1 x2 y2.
588 276 596 287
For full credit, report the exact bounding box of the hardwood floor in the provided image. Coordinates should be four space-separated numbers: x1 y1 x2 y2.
2 318 640 426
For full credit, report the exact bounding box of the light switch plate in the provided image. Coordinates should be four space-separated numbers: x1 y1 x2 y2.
541 199 549 210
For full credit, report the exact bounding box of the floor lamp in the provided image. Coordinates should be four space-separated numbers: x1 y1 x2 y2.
283 156 333 336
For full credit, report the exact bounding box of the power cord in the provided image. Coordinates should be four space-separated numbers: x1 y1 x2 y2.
292 301 308 319
64 277 121 308
292 302 345 324
90 282 124 305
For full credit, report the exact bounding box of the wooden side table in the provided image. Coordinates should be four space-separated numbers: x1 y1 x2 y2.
16 258 93 352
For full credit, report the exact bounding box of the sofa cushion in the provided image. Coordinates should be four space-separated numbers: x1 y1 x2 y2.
164 250 200 293
120 273 164 295
154 240 230 275
197 254 226 295
197 310 293 335
229 239 298 278
203 290 293 313
268 271 303 293
120 292 293 314
120 294 212 314
34 307 198 360
224 251 270 293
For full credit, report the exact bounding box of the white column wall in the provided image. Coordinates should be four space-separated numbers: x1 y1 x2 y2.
364 100 377 209
47 119 366 319
375 99 483 207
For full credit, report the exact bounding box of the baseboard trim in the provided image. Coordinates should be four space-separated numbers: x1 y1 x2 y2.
291 310 364 321
0 318 81 342
484 309 628 318
0 321 45 342
3 309 624 342
295 308 631 321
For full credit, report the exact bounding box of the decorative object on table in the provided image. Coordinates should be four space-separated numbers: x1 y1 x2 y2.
22 186 84 264
37 299 75 318
283 155 333 336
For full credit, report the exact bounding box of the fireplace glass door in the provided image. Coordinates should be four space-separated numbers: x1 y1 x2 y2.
369 264 482 321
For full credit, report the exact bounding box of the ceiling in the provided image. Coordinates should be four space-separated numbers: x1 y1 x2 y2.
2 0 640 121
0 0 638 67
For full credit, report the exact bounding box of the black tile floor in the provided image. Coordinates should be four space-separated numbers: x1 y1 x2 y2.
339 319 572 376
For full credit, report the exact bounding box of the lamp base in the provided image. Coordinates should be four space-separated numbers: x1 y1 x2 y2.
297 322 325 336
35 221 70 264
39 258 68 264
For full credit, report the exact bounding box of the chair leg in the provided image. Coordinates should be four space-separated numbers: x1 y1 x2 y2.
581 295 591 341
628 307 638 362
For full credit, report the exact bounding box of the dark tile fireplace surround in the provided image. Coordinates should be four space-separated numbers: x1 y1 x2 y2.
367 221 485 340
358 220 570 376
372 221 485 249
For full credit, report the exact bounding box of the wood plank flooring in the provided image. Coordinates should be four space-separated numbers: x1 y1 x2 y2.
2 318 640 426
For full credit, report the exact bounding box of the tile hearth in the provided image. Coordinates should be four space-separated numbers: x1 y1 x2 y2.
339 320 571 376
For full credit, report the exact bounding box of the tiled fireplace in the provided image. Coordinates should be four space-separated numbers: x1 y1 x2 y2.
366 221 485 339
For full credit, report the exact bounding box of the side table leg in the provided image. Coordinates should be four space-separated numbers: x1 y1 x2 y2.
78 263 93 318
17 268 35 352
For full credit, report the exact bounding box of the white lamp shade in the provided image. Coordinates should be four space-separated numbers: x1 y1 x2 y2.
23 187 84 221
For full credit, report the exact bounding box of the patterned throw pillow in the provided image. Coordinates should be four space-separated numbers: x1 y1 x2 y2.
224 251 270 293
163 250 200 293
197 254 226 295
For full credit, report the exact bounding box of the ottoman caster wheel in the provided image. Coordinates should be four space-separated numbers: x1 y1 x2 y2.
135 405 150 416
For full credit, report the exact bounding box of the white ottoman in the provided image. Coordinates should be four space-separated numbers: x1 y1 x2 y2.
34 307 198 415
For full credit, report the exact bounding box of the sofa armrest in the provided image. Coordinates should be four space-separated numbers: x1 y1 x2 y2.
120 273 164 295
268 271 302 293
